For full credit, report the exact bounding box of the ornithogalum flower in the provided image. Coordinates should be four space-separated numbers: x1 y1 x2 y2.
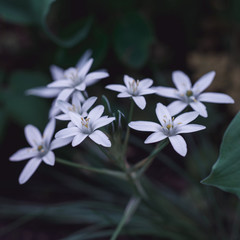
55 105 115 147
9 119 71 184
129 103 205 156
154 71 234 117
105 75 156 110
56 95 97 121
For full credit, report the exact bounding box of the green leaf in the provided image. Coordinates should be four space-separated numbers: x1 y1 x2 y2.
201 112 240 197
113 12 154 69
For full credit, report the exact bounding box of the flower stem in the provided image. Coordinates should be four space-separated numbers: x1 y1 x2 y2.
55 157 127 180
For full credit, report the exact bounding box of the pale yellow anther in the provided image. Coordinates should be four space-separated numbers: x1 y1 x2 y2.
166 124 172 130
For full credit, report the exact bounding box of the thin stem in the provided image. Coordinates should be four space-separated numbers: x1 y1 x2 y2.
56 157 127 180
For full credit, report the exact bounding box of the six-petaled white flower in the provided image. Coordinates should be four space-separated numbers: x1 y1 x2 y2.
154 71 234 117
129 103 206 156
55 105 115 147
9 119 71 184
56 95 97 121
105 75 156 110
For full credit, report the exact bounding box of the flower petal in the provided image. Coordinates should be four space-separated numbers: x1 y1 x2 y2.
174 111 199 125
153 86 179 99
69 112 83 128
129 121 161 132
144 132 167 144
132 96 146 110
105 84 127 93
156 103 172 126
117 92 132 98
43 118 56 146
24 125 42 147
85 71 109 86
93 117 115 130
167 101 188 116
192 71 215 94
50 65 64 81
56 100 72 114
88 105 104 121
172 71 192 91
138 78 153 90
78 58 93 78
190 101 208 118
72 93 82 112
124 75 135 88
169 135 187 156
47 80 72 88
176 124 206 134
51 137 73 150
48 100 61 118
10 148 37 161
42 151 55 166
55 127 79 138
76 49 92 69
75 82 86 91
198 92 234 104
81 96 97 113
19 157 42 184
26 87 61 98
72 133 88 147
56 88 74 101
89 130 111 147
138 88 156 95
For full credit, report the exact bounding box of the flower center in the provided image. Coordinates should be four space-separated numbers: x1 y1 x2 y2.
186 90 193 97
130 80 139 94
37 145 44 153
81 117 90 129
166 124 172 130
68 104 76 112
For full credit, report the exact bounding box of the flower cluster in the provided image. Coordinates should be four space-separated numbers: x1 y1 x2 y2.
10 51 235 184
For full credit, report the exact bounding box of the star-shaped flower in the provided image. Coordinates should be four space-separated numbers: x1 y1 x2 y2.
129 103 206 156
9 119 71 184
55 105 115 147
105 75 156 110
154 71 234 117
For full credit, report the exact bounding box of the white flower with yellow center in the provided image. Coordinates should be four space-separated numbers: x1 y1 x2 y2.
154 71 234 117
129 103 206 156
9 119 71 184
105 75 156 110
55 105 115 147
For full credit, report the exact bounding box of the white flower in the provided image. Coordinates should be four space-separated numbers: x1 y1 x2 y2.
9 119 71 184
129 103 206 156
154 71 234 117
55 95 97 121
105 75 156 110
55 105 115 147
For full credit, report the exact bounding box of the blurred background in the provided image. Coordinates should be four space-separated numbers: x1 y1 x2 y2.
0 0 240 239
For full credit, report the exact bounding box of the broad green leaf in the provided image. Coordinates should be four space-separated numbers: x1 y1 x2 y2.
113 12 154 69
202 112 240 197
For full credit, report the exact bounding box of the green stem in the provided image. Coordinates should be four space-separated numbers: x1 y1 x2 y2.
56 158 127 180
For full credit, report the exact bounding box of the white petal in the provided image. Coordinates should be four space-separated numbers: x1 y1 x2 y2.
85 71 109 86
192 71 215 94
177 124 206 134
72 91 85 102
55 127 79 138
174 111 199 125
72 133 88 147
117 92 132 98
88 105 104 120
76 49 92 69
93 117 115 130
156 103 171 126
89 130 111 147
153 86 179 99
133 96 146 110
172 71 192 91
50 65 64 81
198 92 234 104
138 78 153 90
81 96 97 113
105 84 127 92
190 101 208 118
167 101 188 116
47 80 72 88
55 114 69 121
138 88 156 95
72 93 82 112
169 135 187 156
78 58 93 78
10 148 37 161
42 151 55 166
51 137 73 150
56 88 74 101
26 87 60 98
69 112 83 128
75 82 86 91
124 75 135 88
24 125 42 147
56 100 72 114
43 118 56 146
19 158 42 184
129 121 161 132
48 100 61 118
144 132 167 144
